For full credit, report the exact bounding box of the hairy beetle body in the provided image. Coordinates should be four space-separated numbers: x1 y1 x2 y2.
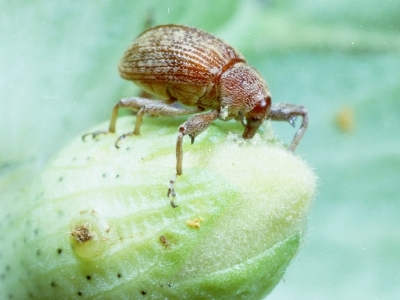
84 24 308 207
119 25 243 108
118 24 269 124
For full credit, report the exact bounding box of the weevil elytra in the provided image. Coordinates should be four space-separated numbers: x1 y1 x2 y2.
83 24 308 208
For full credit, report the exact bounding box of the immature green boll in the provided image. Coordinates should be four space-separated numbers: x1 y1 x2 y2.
1 117 316 299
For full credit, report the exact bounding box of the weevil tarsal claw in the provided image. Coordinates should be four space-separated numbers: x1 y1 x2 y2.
115 132 135 149
170 199 178 208
289 116 297 127
167 178 178 208
190 134 196 145
82 131 109 142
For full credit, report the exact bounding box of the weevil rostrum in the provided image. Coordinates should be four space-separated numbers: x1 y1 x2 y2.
83 24 308 208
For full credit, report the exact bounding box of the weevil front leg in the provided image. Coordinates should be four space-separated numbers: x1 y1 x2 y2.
168 109 219 208
82 97 202 147
268 103 308 152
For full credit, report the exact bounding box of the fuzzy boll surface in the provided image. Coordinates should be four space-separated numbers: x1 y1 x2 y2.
0 116 316 299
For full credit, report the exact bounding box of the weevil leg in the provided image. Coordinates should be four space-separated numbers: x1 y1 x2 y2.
268 103 308 152
167 109 219 208
82 102 121 141
82 97 202 146
167 174 178 208
113 97 203 147
111 97 201 133
82 130 109 141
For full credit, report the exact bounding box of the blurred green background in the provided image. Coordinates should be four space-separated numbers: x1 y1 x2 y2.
1 0 399 298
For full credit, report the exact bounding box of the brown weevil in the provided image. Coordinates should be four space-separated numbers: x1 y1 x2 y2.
83 24 308 208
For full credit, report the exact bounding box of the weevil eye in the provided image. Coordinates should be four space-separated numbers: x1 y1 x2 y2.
248 96 271 121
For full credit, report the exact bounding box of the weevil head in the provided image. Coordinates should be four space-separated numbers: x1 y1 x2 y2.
242 94 271 139
218 63 271 139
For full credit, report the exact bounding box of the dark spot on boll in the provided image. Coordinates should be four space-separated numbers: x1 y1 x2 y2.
86 275 92 280
50 281 56 287
159 235 169 247
71 224 92 243
57 248 62 255
117 273 122 278
141 290 147 295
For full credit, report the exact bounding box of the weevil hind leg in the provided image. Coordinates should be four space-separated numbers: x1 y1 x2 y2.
113 97 202 146
82 96 202 147
268 103 308 152
168 109 219 208
81 99 123 142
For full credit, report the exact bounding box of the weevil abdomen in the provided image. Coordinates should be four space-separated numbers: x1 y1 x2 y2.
118 25 245 108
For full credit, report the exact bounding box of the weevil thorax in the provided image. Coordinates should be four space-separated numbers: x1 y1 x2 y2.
218 63 271 139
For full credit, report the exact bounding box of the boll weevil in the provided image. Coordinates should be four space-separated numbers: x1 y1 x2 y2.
83 24 308 208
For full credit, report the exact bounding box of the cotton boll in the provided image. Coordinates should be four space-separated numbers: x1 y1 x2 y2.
0 116 316 299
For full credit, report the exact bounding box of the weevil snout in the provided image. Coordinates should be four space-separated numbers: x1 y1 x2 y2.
242 96 271 139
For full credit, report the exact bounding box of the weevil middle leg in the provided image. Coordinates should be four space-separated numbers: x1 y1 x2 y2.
168 109 219 208
268 103 308 152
